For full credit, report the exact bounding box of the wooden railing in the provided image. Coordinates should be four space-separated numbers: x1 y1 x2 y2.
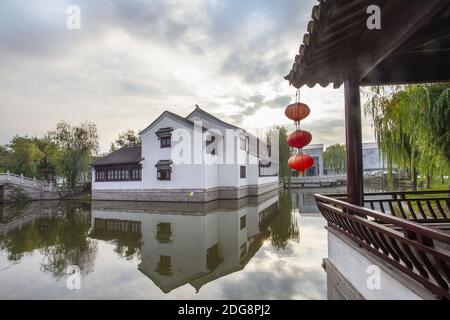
323 190 450 222
315 193 450 299
364 191 450 222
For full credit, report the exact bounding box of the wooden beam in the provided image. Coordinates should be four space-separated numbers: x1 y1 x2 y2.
361 51 450 85
356 0 448 81
344 79 364 206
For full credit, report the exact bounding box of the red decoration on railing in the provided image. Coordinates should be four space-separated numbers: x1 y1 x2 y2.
285 90 314 176
287 130 312 149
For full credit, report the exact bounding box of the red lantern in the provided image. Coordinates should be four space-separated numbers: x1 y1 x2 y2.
285 102 310 122
288 153 314 174
287 130 312 149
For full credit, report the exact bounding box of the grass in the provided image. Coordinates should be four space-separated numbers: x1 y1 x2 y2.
407 181 450 199
388 180 450 219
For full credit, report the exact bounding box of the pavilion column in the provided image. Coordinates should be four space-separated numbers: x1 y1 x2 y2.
344 78 363 206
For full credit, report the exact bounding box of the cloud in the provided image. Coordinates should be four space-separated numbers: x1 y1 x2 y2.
0 0 374 151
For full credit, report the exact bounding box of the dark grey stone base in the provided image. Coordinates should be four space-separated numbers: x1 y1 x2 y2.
323 258 365 300
0 183 64 203
92 181 281 202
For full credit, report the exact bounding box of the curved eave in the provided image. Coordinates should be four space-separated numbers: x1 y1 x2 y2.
285 0 450 88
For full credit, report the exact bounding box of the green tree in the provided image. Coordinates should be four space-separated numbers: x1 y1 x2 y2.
276 126 291 183
323 143 347 174
110 129 141 152
32 136 61 181
8 136 44 177
365 84 450 188
0 144 12 172
50 121 99 191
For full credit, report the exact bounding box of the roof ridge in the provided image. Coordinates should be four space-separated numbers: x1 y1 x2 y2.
186 105 239 129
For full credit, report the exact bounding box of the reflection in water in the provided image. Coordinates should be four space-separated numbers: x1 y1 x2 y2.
0 201 96 279
0 190 327 299
290 186 347 213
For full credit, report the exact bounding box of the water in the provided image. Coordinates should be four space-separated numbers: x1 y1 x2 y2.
0 190 329 299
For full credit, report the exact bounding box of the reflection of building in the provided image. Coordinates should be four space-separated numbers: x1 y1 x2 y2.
89 192 280 293
363 142 385 172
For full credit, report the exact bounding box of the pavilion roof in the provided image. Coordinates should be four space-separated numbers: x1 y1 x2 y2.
285 0 450 88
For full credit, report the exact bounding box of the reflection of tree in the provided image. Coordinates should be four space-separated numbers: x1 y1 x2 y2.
113 236 141 261
0 201 96 279
269 191 300 250
0 201 32 224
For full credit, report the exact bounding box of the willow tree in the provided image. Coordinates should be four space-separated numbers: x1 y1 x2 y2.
323 143 347 174
276 126 291 184
365 84 450 188
50 121 99 191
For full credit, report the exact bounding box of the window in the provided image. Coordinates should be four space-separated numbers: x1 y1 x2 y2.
240 215 247 230
160 136 171 148
157 169 171 181
95 165 141 182
206 244 222 271
240 166 246 179
156 255 173 276
131 168 141 180
155 160 173 181
240 243 247 259
95 170 106 181
156 223 172 241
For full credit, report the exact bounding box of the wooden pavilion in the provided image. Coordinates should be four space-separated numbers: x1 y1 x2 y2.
285 0 450 299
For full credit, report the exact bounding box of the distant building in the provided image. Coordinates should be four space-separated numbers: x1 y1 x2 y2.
295 142 384 176
291 143 324 177
362 142 385 172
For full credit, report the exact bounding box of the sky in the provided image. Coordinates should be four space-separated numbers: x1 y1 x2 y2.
0 0 376 152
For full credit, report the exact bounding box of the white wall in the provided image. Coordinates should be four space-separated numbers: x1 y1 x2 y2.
141 116 207 190
328 231 428 300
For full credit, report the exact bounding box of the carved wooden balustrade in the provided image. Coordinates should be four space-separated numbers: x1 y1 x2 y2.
315 191 450 299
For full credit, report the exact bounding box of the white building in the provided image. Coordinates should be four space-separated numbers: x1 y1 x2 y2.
303 143 324 176
91 106 279 202
291 143 324 177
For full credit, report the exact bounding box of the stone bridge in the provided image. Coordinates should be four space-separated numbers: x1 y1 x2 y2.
0 172 73 203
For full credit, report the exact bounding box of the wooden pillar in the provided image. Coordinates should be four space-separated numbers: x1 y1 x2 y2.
344 79 363 206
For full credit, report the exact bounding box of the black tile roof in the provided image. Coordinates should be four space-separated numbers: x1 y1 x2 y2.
186 105 239 129
92 146 142 166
